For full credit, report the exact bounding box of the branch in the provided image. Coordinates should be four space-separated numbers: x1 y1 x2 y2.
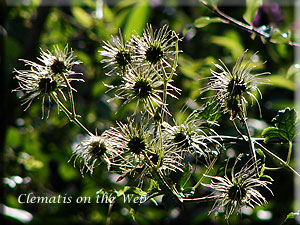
199 0 300 47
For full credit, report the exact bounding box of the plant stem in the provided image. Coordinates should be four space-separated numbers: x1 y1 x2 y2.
286 141 292 165
205 135 295 144
255 141 300 178
182 195 218 204
193 157 217 190
232 120 247 141
143 152 183 202
50 93 92 136
241 117 260 175
199 0 300 47
61 72 77 117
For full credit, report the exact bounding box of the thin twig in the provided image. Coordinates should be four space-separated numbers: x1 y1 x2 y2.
199 0 300 47
255 141 300 178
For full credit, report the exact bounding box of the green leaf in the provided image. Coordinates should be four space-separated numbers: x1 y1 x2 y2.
72 7 93 28
270 29 291 44
266 75 295 91
195 101 221 125
123 0 150 40
202 0 219 7
210 31 244 59
262 108 298 143
287 64 300 79
281 212 300 225
194 17 227 28
243 0 262 25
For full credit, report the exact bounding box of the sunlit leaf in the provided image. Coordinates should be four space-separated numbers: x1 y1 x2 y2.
72 7 93 28
287 64 300 79
270 29 291 44
243 0 262 25
123 0 150 39
266 75 295 91
281 211 300 225
195 101 221 124
262 108 298 143
194 17 227 28
210 31 244 59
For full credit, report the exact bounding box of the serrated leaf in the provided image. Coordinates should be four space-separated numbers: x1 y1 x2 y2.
243 0 262 25
262 108 298 143
194 17 227 28
270 29 291 44
256 148 265 160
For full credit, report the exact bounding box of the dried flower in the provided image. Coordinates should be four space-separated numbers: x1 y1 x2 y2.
13 45 83 118
203 156 272 219
163 113 219 158
106 67 166 116
38 45 81 75
99 33 132 75
202 51 268 120
130 24 180 69
70 134 119 174
150 140 184 173
103 117 185 185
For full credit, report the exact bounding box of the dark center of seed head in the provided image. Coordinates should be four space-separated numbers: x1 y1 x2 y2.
228 184 247 201
150 154 159 166
115 51 131 68
127 136 146 155
227 79 247 96
50 59 67 74
145 46 163 64
91 141 106 158
39 78 57 93
174 132 189 148
133 80 152 99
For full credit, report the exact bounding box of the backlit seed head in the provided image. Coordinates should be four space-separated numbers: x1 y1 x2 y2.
149 153 159 166
127 136 146 155
39 78 57 93
90 141 107 159
227 78 247 96
145 45 164 64
115 50 131 68
228 183 247 201
173 132 189 148
50 59 67 74
133 80 152 99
